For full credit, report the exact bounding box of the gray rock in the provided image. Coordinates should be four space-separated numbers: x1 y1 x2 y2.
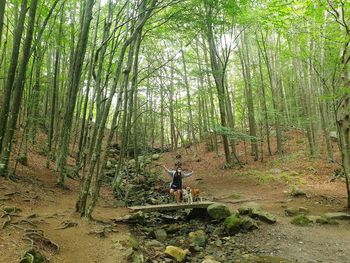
251 210 277 224
284 207 298 217
154 228 167 242
146 240 164 248
324 212 350 220
201 255 221 263
240 216 259 230
152 154 161 160
298 207 309 214
330 131 338 141
189 230 207 247
207 203 231 220
270 168 283 174
290 185 306 197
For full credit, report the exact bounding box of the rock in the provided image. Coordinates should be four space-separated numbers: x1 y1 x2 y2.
299 207 309 214
240 216 259 230
19 248 47 263
146 240 164 248
290 185 306 197
270 168 283 174
152 154 160 161
307 216 329 224
116 211 145 223
238 206 253 216
291 214 311 226
188 230 207 247
330 131 338 141
251 210 276 224
285 207 309 217
214 240 222 247
207 203 231 220
129 159 136 167
285 207 298 217
165 246 186 262
201 255 221 263
244 202 262 210
315 217 329 224
132 252 144 263
224 215 242 234
324 212 350 220
154 229 167 242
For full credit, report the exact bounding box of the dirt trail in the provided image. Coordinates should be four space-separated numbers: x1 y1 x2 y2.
1 130 350 262
0 152 130 263
159 137 350 263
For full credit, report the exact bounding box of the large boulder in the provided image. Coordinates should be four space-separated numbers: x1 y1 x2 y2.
188 230 207 247
165 246 186 262
207 203 231 220
224 215 242 234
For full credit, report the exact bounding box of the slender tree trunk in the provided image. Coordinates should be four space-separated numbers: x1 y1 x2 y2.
0 0 27 153
0 0 38 177
56 0 95 186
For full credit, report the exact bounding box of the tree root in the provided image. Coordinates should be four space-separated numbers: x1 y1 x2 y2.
55 220 78 230
22 231 59 254
2 215 11 229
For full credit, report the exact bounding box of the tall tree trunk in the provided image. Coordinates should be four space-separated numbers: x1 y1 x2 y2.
0 0 38 177
56 0 95 186
0 0 27 153
205 5 232 164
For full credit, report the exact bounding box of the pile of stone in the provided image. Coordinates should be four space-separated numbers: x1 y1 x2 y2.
124 203 279 263
104 156 173 206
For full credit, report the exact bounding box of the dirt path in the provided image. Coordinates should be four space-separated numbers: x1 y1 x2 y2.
158 140 350 263
0 157 130 263
2 130 350 262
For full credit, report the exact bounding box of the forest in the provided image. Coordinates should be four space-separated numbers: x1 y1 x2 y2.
0 0 350 262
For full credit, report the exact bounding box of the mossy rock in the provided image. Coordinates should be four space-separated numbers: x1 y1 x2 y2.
240 216 259 231
188 230 207 247
290 186 306 197
224 215 242 234
165 246 186 262
285 207 298 217
291 214 311 226
207 203 231 220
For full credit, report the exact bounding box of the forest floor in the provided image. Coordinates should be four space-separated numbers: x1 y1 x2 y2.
1 129 350 262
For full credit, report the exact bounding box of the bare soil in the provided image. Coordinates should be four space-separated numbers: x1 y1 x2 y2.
1 129 350 263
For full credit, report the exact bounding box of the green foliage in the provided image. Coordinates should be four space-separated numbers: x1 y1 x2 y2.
213 125 257 142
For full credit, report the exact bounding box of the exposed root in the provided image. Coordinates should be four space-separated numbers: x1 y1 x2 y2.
22 231 59 254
